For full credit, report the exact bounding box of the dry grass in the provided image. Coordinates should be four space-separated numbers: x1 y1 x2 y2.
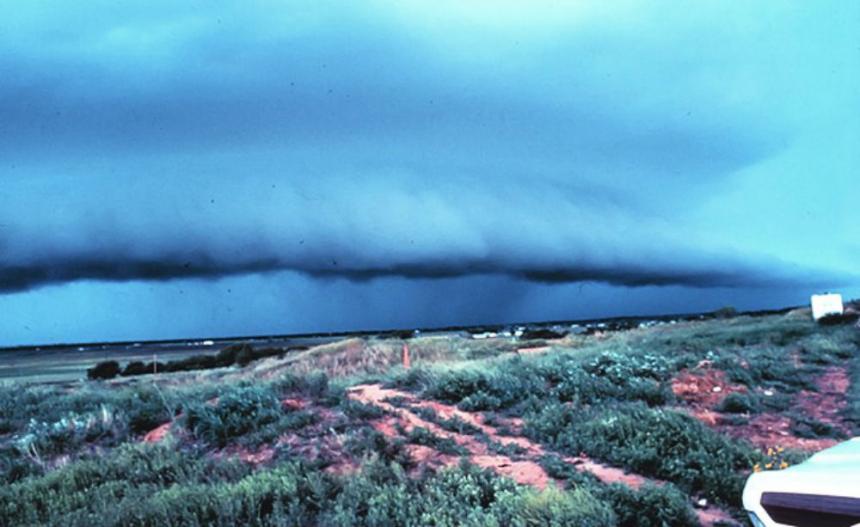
238 335 530 381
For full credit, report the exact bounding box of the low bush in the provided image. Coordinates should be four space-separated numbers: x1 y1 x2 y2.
525 403 759 504
339 399 386 420
343 428 415 468
273 371 332 400
514 486 616 527
112 344 293 379
0 444 40 484
15 405 128 458
3 446 621 527
538 455 698 526
817 313 860 326
122 361 151 376
717 392 760 414
184 386 282 447
409 405 482 435
712 306 738 319
87 361 121 380
422 350 675 413
600 483 699 527
235 346 255 367
520 328 568 340
321 461 616 527
718 347 815 393
404 426 469 456
790 416 846 439
124 386 174 435
426 367 540 411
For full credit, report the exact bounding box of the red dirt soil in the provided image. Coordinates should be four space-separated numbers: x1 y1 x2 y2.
797 366 850 430
213 445 276 465
671 363 746 408
724 413 839 451
347 384 735 526
673 364 851 452
281 398 307 411
142 422 172 443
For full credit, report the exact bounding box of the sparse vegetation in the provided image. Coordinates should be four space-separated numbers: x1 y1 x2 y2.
1 310 857 524
524 402 759 504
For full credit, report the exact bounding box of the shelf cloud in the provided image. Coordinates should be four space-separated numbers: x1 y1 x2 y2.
0 1 857 344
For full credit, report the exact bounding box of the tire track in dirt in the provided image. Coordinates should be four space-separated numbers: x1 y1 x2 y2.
347 384 736 526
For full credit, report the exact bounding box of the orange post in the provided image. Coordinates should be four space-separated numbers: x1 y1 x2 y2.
402 343 411 369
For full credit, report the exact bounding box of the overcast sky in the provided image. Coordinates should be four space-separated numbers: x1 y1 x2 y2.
1 1 858 346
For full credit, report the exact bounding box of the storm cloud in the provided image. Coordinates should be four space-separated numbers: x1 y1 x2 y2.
0 169 838 294
0 1 857 344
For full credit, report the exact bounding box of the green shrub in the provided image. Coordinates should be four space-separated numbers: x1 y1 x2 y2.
712 306 738 319
718 347 814 393
343 429 415 468
717 392 760 414
15 405 128 457
404 426 468 456
427 368 531 410
115 344 290 378
235 346 255 367
0 444 40 484
340 399 386 420
386 367 437 391
539 455 698 527
184 386 281 447
525 403 759 504
790 416 845 439
273 371 331 399
321 461 615 527
409 405 482 435
88 361 121 380
124 386 173 435
121 361 151 376
515 486 616 527
601 483 698 527
423 351 674 412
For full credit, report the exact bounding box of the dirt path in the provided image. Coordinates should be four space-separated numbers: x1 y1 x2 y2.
672 363 851 452
347 384 735 526
798 366 850 431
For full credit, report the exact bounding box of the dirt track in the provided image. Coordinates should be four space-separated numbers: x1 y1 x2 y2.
347 383 736 526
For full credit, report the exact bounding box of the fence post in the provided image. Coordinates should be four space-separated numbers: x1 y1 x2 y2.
402 343 411 369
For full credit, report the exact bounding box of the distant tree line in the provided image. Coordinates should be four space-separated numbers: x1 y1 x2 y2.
87 344 306 380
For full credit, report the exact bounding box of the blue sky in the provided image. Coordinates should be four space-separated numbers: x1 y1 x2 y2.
1 1 858 346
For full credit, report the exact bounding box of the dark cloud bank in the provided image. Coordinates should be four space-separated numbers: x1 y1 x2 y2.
0 171 840 294
0 1 853 309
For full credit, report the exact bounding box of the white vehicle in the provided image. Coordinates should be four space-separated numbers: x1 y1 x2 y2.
743 438 860 527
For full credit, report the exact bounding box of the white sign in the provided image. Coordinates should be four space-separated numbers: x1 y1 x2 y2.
810 293 843 321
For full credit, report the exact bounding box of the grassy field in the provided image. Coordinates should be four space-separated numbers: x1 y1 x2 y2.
1 308 857 526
